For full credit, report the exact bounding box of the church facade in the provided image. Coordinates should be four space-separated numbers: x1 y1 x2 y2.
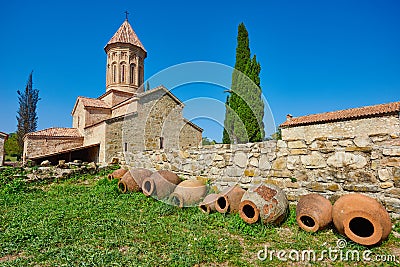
23 19 202 164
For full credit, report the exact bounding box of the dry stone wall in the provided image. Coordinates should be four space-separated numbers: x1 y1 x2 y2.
121 132 400 218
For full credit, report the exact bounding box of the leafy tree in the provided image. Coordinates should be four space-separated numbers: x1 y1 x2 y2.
223 23 264 144
202 137 216 146
4 133 21 159
16 72 40 152
271 128 282 140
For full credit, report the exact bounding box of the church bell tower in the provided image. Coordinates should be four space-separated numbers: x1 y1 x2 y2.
104 17 146 94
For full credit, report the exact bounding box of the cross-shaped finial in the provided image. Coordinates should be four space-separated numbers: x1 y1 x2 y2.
124 11 129 21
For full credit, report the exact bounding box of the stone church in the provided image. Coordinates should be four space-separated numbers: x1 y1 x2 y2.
23 19 203 164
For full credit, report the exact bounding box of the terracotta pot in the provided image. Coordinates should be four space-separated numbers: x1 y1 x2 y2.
332 193 392 246
199 193 219 214
107 168 127 181
239 183 288 225
215 185 245 214
169 180 207 208
118 168 153 193
142 170 181 199
296 194 332 232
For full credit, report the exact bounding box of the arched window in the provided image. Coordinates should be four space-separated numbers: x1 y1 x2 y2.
130 64 136 84
121 63 126 83
112 64 117 83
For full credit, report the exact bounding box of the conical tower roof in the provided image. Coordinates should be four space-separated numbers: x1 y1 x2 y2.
105 20 146 52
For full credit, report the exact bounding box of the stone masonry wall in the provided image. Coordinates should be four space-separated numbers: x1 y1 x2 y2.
281 116 400 142
25 137 84 159
120 132 400 218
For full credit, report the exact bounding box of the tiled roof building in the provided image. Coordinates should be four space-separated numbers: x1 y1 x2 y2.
280 101 400 142
23 19 202 164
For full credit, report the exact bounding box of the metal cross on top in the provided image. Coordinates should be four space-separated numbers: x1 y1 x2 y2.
124 11 129 21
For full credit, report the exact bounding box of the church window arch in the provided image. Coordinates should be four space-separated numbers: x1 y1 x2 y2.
120 62 126 83
112 63 117 83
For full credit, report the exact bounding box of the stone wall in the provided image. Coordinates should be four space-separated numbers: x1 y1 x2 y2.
105 89 203 164
120 132 400 218
0 134 6 166
24 136 84 159
281 115 400 142
86 108 111 128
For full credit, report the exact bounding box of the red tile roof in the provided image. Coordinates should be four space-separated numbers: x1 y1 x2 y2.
0 131 8 138
281 101 400 128
25 128 83 138
105 20 146 52
78 96 111 109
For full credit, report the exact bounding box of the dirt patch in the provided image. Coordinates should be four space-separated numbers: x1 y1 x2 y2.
0 253 24 262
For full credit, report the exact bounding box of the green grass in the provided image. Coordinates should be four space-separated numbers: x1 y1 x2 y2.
0 167 399 266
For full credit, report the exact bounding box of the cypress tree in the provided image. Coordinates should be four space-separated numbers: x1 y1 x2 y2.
16 71 40 152
223 23 264 144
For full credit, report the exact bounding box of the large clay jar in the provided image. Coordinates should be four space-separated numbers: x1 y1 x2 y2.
108 168 128 181
239 183 288 225
118 168 153 193
142 170 181 199
169 180 207 208
332 193 392 246
296 193 332 232
199 193 219 214
215 185 245 214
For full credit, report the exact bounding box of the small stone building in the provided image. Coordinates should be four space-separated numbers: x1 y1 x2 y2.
0 132 8 166
280 101 400 142
23 19 202 164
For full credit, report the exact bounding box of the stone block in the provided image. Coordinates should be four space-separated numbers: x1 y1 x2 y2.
244 169 255 177
277 140 287 148
306 182 340 192
343 184 379 192
383 148 400 156
272 157 287 170
290 149 308 155
213 154 224 161
269 170 292 178
259 154 271 171
233 151 247 168
380 182 394 189
249 157 259 167
380 158 400 167
345 147 372 153
378 168 392 182
353 136 372 147
326 152 367 169
225 166 243 177
288 140 307 149
338 140 354 147
301 152 327 169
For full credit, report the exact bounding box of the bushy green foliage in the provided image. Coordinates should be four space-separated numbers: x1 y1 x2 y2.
4 133 21 159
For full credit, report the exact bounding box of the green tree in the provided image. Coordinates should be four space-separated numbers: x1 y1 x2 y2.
202 137 216 146
223 23 264 144
16 72 40 152
4 133 21 159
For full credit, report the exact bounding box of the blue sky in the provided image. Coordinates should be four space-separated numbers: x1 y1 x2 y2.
0 0 399 141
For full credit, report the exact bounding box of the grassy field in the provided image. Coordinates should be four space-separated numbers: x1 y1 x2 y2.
0 167 399 266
